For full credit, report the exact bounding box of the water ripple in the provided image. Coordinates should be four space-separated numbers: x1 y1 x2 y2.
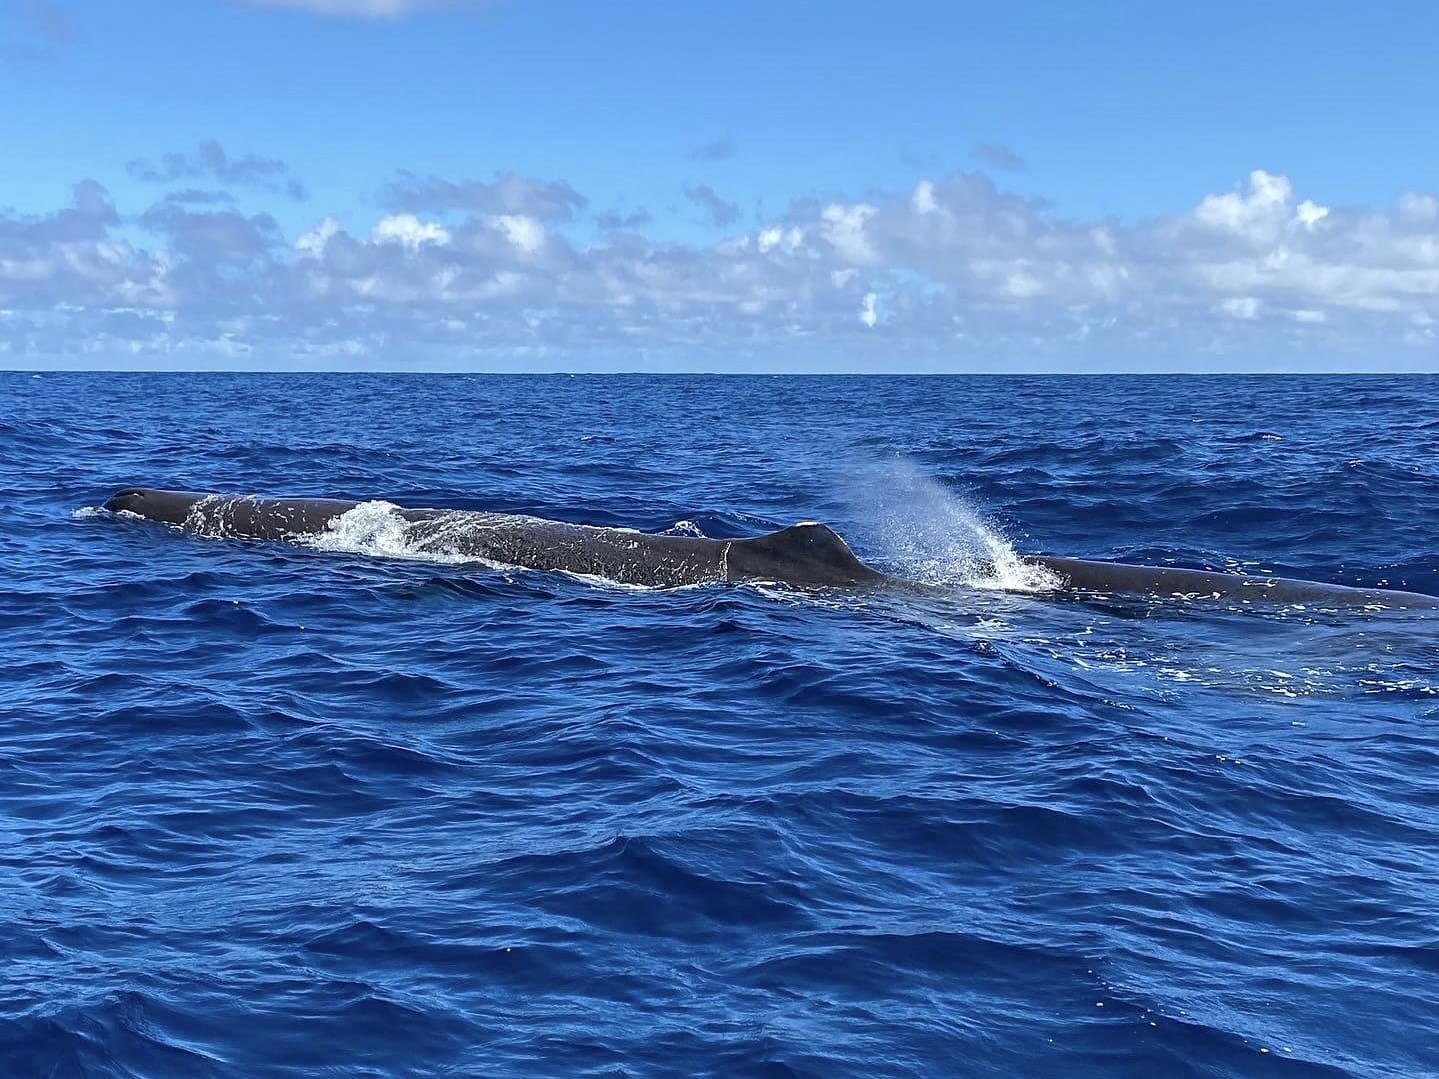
2 372 1436 1077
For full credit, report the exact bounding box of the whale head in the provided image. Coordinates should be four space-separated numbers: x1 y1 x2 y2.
104 487 208 526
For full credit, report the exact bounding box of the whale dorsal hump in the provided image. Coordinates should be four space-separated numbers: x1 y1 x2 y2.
728 522 882 585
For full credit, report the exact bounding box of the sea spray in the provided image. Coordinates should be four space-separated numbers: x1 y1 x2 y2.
846 461 1060 591
302 501 474 564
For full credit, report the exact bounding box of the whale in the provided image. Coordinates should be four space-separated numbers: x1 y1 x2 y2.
1023 554 1438 610
101 487 890 589
102 487 1439 609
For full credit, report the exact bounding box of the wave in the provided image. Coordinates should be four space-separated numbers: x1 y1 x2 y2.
16 373 1439 1079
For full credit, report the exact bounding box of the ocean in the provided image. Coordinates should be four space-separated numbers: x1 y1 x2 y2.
1 372 1436 1078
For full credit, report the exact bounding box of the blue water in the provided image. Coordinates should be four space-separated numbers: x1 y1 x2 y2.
2 373 1437 1078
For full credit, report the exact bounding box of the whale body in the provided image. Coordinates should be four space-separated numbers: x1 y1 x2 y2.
102 487 890 589
102 487 1438 608
1025 554 1438 610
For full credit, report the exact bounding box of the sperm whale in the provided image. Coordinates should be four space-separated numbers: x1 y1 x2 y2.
102 487 1438 608
102 487 889 589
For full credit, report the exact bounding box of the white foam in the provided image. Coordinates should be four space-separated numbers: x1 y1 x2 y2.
561 569 702 592
662 520 707 538
185 493 229 535
300 501 476 565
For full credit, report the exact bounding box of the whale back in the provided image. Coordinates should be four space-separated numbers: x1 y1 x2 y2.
105 488 893 589
100 487 1438 607
1029 554 1439 609
727 523 889 587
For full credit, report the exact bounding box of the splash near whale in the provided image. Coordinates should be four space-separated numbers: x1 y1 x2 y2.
102 487 1439 608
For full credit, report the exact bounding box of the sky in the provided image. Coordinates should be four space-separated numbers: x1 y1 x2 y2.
2 0 1438 372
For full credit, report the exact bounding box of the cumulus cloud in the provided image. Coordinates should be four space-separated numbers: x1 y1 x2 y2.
3 167 1438 369
972 143 1027 172
0 182 170 313
371 213 450 250
382 171 586 222
684 184 741 228
127 141 308 200
139 202 280 265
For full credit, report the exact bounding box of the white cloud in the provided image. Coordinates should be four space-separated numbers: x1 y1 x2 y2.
1191 169 1295 241
3 168 1438 368
1219 297 1261 320
371 213 450 249
295 217 339 258
491 214 544 254
820 202 879 265
1398 193 1439 222
1295 200 1329 230
757 225 801 255
911 180 939 215
859 291 878 328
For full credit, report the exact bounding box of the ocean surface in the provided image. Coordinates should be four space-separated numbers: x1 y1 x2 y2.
2 372 1436 1079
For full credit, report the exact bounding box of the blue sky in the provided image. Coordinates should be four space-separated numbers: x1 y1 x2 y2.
3 0 1438 371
